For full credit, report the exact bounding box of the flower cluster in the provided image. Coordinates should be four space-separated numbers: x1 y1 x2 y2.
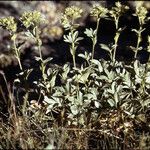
109 2 129 20
61 6 83 30
0 16 17 34
20 11 45 28
135 5 148 25
64 6 83 20
90 4 108 19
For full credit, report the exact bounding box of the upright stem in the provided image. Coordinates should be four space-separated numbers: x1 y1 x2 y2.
38 43 43 61
112 18 120 64
72 52 76 68
141 63 148 95
115 18 119 31
92 18 100 60
37 37 45 81
71 29 76 68
35 26 50 93
135 27 142 59
13 36 23 71
35 26 43 61
113 32 120 63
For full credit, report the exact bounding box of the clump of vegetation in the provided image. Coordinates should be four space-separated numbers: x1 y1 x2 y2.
0 2 150 149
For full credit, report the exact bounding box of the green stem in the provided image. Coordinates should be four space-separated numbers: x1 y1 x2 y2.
38 43 43 61
76 82 80 126
141 63 148 95
135 14 143 59
35 27 50 93
92 18 100 60
13 37 23 71
115 18 119 31
135 31 141 59
70 29 76 68
35 26 43 61
72 52 76 68
112 18 120 64
38 43 46 82
113 32 120 63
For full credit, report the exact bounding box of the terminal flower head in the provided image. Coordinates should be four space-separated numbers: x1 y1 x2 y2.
91 4 108 18
20 11 45 28
0 16 17 34
61 6 83 30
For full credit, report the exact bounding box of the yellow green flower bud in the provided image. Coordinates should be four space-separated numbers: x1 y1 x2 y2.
20 11 45 28
90 4 108 18
61 6 83 30
0 16 17 34
109 2 129 19
135 6 148 25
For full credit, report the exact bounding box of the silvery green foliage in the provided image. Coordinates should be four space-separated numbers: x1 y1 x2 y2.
8 6 149 129
41 52 150 126
1 5 150 149
64 31 83 44
63 31 83 58
3 6 148 130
